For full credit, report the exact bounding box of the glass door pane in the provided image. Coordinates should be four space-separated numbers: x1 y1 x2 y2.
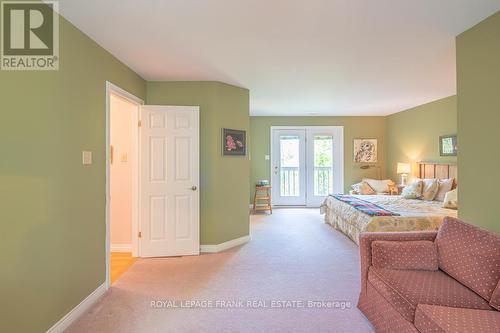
313 135 333 196
280 135 300 197
272 129 306 206
306 127 343 206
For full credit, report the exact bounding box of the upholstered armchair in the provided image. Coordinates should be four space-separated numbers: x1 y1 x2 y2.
357 217 500 333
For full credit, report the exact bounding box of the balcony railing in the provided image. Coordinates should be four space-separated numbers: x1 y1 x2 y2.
280 167 299 196
314 166 333 196
280 166 333 197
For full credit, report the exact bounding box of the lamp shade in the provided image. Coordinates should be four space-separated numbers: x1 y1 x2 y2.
397 162 411 174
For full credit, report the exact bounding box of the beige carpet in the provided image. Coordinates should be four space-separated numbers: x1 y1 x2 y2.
67 209 373 333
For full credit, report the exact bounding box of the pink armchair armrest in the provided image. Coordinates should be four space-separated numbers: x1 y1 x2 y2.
359 231 438 296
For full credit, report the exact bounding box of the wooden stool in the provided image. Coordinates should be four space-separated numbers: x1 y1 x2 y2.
253 185 272 214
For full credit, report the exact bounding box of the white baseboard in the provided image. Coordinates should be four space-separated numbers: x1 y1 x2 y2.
46 283 107 333
200 235 251 253
110 243 132 252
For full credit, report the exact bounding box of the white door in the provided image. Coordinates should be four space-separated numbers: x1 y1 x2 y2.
306 128 343 206
140 105 200 257
272 129 306 205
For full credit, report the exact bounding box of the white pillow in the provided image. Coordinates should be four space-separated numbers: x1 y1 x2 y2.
442 188 458 209
363 178 395 193
434 178 454 201
415 178 440 201
351 182 375 195
401 181 423 199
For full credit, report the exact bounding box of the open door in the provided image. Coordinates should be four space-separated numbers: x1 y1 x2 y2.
140 105 200 257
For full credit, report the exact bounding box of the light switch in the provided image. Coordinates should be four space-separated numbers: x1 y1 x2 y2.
265 155 270 160
82 151 92 165
121 153 128 162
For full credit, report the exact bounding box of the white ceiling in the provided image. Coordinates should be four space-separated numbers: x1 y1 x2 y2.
58 0 500 116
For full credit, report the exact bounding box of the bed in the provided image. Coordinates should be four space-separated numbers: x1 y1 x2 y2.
320 162 458 245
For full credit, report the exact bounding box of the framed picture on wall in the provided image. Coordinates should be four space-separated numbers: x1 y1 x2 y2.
353 138 377 163
222 128 246 156
439 135 457 156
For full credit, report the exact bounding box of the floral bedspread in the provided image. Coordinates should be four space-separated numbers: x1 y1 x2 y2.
320 195 457 245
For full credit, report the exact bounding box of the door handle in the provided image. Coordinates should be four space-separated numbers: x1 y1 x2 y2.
191 186 197 191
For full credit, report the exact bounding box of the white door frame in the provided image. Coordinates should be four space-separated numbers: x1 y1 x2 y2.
270 126 344 207
105 81 144 289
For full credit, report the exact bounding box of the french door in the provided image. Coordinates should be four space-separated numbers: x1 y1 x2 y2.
271 127 344 207
272 129 306 205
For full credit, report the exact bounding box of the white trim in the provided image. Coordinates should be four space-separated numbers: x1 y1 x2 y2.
200 235 251 253
105 81 144 290
46 283 106 333
106 82 144 105
270 126 344 207
336 127 345 194
110 243 132 252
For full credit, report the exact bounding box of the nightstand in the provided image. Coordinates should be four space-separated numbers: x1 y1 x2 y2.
253 185 272 214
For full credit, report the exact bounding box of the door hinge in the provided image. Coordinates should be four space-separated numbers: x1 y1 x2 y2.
138 231 142 238
138 120 142 127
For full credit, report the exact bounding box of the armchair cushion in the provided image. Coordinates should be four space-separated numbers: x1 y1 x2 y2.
372 240 438 271
368 267 492 322
415 304 500 333
436 217 500 301
359 231 438 295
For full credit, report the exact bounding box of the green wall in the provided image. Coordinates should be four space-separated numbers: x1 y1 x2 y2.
0 6 250 331
0 12 146 333
457 11 500 233
2 3 497 332
147 82 250 244
386 96 457 181
249 116 387 200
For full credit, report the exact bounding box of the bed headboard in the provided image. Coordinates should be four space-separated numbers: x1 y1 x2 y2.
418 162 457 188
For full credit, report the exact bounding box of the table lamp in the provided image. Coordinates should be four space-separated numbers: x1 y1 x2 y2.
397 162 411 185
